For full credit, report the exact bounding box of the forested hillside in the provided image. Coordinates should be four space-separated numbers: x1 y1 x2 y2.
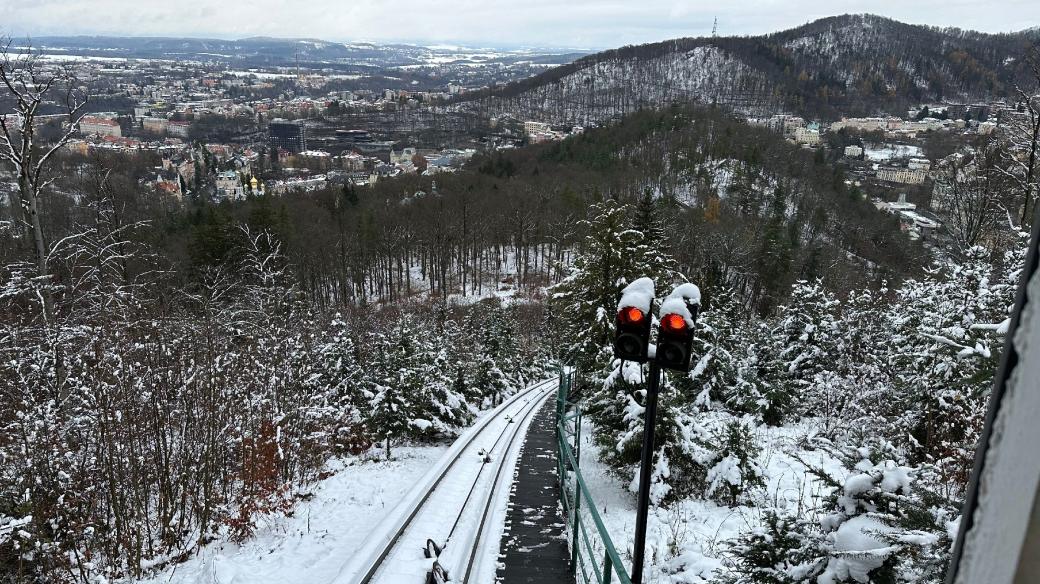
457 14 1040 122
261 106 918 313
0 105 918 315
459 106 924 313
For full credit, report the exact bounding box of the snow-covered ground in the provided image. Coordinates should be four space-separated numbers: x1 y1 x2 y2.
576 419 844 583
863 143 923 162
342 384 553 583
133 381 554 584
134 446 446 584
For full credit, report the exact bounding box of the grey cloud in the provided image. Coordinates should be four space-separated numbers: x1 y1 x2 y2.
2 0 1038 48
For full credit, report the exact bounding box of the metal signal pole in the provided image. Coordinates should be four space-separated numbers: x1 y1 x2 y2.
631 360 663 584
614 280 698 583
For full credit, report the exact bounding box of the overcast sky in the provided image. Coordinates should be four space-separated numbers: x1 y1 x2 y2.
3 0 1038 49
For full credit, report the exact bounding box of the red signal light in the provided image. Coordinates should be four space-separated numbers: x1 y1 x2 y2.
619 306 646 325
660 313 688 332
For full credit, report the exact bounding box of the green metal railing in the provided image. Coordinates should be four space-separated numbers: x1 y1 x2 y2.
556 370 632 584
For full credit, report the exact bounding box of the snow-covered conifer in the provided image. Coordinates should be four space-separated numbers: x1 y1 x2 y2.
750 280 840 425
703 418 765 506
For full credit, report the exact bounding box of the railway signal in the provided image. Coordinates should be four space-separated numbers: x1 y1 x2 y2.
613 281 700 584
613 278 655 363
655 285 700 371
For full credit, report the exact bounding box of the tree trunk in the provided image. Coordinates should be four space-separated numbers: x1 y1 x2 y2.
18 174 54 321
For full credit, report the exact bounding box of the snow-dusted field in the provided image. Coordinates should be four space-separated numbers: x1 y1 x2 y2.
577 420 844 583
863 143 923 162
133 446 446 584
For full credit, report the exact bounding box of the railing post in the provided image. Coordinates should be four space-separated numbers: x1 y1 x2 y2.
556 368 566 425
575 410 582 471
557 364 633 584
570 471 581 574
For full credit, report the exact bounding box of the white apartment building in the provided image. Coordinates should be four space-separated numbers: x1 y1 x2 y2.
79 115 122 138
793 127 821 146
877 166 927 185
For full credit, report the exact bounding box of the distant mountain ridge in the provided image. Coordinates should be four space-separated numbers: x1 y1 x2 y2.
28 35 589 70
456 14 1040 122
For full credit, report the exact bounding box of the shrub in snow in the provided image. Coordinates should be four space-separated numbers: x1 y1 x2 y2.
365 316 436 458
805 442 955 584
805 288 893 439
465 301 525 390
472 353 512 408
734 325 797 426
723 510 825 584
673 286 747 410
425 346 476 436
633 189 667 250
703 419 765 507
225 421 295 543
884 244 1018 484
595 361 710 504
726 440 956 584
312 317 370 454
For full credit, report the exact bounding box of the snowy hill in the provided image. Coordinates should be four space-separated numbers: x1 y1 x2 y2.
455 14 1038 122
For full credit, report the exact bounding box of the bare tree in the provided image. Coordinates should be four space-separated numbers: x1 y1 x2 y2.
994 45 1040 225
933 146 1006 250
0 39 88 321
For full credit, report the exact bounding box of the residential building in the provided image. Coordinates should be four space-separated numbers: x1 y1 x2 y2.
154 172 183 199
844 145 864 158
142 117 169 135
877 166 927 185
793 127 821 146
336 152 366 171
215 170 245 200
167 121 191 139
392 147 417 164
296 150 332 171
80 115 122 138
269 119 307 153
908 158 932 171
524 121 552 136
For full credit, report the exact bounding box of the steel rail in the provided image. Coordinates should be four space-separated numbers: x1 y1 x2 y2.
459 387 554 583
355 377 556 584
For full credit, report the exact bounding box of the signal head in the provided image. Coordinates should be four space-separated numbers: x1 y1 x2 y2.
655 301 696 372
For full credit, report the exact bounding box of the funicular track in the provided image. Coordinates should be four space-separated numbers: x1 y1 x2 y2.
343 378 557 584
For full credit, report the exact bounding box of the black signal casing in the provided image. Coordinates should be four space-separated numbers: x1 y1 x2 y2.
614 309 652 363
656 306 698 372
